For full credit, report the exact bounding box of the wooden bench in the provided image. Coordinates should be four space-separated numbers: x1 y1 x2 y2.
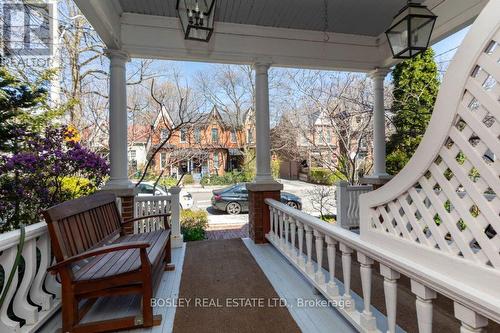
43 191 174 333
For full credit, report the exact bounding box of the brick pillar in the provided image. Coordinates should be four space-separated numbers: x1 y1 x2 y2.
120 195 135 235
246 182 283 244
100 187 137 235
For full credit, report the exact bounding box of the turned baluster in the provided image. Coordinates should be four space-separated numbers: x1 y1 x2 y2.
411 280 437 333
269 206 275 240
380 264 401 333
304 225 314 275
289 218 297 259
358 253 376 331
325 236 339 296
296 221 305 267
284 215 290 253
278 211 284 248
339 243 354 312
454 302 488 333
313 230 325 284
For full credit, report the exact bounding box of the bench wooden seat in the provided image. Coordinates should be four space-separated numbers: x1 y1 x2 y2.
73 230 170 282
43 191 174 333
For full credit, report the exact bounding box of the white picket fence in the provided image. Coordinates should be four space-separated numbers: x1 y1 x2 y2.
0 223 61 333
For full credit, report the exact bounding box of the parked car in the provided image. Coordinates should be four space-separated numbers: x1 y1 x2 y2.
211 183 302 215
136 182 193 209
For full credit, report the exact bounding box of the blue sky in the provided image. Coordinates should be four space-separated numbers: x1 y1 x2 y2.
161 26 471 81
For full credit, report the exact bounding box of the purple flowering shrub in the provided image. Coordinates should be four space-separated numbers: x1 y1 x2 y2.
0 126 109 231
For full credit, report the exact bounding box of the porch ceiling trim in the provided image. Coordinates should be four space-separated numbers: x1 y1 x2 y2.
74 0 487 71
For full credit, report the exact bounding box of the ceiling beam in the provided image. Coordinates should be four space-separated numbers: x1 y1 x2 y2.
120 14 382 72
73 0 122 49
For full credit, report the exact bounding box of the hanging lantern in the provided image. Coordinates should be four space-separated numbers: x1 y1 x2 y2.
385 1 437 59
176 0 216 42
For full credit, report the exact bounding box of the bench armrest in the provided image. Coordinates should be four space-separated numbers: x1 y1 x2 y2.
122 214 171 228
47 241 150 273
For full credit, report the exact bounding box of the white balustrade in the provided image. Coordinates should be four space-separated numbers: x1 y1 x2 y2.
358 253 376 331
325 236 339 297
0 222 61 333
304 225 314 275
134 195 172 232
340 243 355 312
336 181 373 229
134 190 183 248
411 280 437 333
380 264 400 333
313 230 325 285
454 303 488 333
296 221 305 268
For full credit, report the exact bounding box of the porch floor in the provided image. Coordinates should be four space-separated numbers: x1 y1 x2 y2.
38 238 356 333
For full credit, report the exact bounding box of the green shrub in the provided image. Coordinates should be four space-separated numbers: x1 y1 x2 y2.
60 177 97 199
181 209 208 241
182 174 194 185
200 170 252 186
158 177 178 188
309 168 345 185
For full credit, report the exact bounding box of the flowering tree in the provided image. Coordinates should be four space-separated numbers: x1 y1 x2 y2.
0 126 109 231
0 68 109 232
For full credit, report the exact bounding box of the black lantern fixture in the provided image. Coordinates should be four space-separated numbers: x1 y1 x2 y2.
176 0 216 42
385 1 437 59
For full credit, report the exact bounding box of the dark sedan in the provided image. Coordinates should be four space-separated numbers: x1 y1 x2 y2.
211 183 302 215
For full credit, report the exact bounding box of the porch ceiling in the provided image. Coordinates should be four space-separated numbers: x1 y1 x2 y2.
118 0 414 37
74 0 487 71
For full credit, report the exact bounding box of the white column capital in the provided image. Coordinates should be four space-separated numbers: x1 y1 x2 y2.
104 49 130 63
253 62 271 74
369 67 391 81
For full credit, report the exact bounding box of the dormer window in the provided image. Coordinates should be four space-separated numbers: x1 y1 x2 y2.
211 128 219 143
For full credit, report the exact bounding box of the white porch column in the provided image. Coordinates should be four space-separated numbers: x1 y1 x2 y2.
369 68 390 177
104 49 133 189
254 62 273 183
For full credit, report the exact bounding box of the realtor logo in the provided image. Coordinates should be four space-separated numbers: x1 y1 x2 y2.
2 1 54 57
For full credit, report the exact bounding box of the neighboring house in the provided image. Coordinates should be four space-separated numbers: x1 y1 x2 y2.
128 125 150 176
149 106 255 178
273 108 373 179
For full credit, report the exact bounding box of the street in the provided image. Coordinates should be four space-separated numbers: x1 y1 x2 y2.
186 179 335 226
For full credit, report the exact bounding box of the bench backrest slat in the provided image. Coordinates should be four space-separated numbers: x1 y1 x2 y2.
43 192 123 260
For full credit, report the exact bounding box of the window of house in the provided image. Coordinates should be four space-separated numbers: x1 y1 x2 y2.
360 138 368 149
211 128 219 143
128 150 137 160
161 129 169 140
355 116 362 124
180 128 187 143
318 128 324 144
247 129 254 143
194 127 201 143
326 129 332 144
160 152 167 169
230 129 237 143
213 153 219 170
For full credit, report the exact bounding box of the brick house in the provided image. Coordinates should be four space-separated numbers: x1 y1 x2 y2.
149 106 255 178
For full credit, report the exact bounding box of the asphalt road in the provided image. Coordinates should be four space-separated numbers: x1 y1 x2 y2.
186 179 335 226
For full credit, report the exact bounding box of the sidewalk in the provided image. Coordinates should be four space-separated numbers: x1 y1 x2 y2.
182 184 225 193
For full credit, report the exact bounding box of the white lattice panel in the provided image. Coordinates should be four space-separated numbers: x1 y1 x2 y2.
364 28 500 269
